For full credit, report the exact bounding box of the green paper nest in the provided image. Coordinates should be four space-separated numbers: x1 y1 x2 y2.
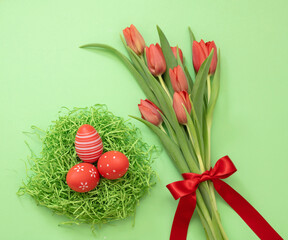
18 105 157 226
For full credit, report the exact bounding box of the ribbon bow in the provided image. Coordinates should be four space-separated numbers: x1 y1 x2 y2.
167 156 283 240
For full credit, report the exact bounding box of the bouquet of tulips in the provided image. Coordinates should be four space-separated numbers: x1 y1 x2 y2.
81 25 283 240
81 24 223 239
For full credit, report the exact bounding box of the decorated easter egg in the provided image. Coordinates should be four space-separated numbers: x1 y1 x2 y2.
97 151 129 180
75 124 103 163
66 163 100 192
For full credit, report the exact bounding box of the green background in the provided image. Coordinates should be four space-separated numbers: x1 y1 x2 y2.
0 0 287 239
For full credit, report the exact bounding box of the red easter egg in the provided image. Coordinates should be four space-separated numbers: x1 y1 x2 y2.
97 151 129 180
66 163 100 192
75 124 103 163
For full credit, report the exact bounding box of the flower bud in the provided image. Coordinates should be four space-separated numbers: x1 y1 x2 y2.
171 46 183 63
145 44 166 76
138 99 163 126
169 65 188 92
173 91 191 125
123 24 145 55
192 40 217 74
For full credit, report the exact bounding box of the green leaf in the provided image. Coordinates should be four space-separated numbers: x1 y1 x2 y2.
181 124 197 162
127 48 200 174
120 36 150 86
189 27 196 43
157 25 178 68
160 112 178 146
211 211 223 240
188 27 196 80
120 35 136 62
120 35 147 80
156 25 177 94
130 116 190 173
176 48 194 94
207 50 220 123
126 48 173 116
184 107 204 169
198 209 214 240
191 50 214 129
185 66 194 94
126 48 175 118
119 37 161 107
190 99 205 159
80 43 158 104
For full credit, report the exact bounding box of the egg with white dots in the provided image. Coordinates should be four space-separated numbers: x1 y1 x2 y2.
66 163 100 192
97 151 129 180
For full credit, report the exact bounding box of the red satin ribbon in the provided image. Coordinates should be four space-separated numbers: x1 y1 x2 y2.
166 156 283 240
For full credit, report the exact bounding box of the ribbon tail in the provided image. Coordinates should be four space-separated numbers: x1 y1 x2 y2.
213 179 283 240
170 193 197 240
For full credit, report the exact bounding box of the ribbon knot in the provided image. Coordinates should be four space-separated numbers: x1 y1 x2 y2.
166 156 283 240
167 156 236 201
197 170 213 182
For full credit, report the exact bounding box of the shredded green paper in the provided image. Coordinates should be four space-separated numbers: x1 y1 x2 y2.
18 105 157 227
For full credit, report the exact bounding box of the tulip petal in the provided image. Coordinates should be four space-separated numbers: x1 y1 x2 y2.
173 91 191 125
183 91 192 114
207 41 217 74
141 99 161 117
173 92 184 124
155 43 166 75
146 45 155 75
192 41 207 73
169 66 188 93
200 39 209 57
130 24 145 55
139 105 162 126
149 45 156 72
171 46 183 63
176 65 188 92
169 68 177 91
123 27 133 50
145 44 166 76
175 48 194 93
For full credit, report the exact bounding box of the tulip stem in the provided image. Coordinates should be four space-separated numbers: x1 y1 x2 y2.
205 121 211 169
158 75 172 102
205 105 229 239
140 54 145 63
159 124 167 134
207 74 211 103
186 124 205 172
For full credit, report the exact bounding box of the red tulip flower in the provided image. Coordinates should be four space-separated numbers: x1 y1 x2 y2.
123 24 146 55
171 46 183 63
173 91 192 125
145 44 166 76
192 40 217 74
138 99 163 126
169 65 188 92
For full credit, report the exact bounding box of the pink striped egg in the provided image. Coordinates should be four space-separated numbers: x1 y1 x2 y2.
75 124 103 163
